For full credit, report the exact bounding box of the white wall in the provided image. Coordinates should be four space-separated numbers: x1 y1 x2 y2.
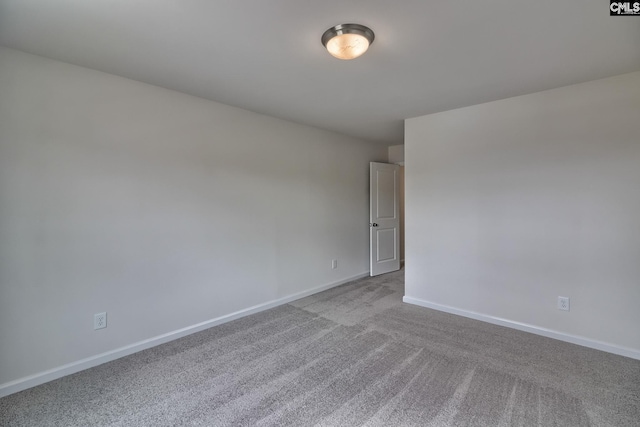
405 72 640 357
0 47 387 390
388 144 404 165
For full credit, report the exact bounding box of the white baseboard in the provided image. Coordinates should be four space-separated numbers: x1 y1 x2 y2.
0 272 369 398
403 296 640 361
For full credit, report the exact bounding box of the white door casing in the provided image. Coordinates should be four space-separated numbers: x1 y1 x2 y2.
370 162 400 276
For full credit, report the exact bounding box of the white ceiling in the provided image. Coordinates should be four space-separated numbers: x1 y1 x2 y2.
1 1 638 145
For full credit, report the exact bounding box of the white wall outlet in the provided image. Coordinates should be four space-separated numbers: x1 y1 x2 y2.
331 259 338 269
94 312 107 330
557 296 570 311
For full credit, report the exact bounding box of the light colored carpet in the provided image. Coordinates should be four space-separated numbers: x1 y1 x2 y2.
1 270 639 426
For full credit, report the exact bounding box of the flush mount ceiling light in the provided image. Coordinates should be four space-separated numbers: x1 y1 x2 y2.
321 23 375 60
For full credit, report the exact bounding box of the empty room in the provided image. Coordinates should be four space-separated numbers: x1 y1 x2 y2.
1 1 639 426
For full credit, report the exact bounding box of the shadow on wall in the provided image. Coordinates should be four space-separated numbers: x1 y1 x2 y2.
388 145 404 262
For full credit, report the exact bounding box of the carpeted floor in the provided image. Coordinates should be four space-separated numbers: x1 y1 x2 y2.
1 270 639 426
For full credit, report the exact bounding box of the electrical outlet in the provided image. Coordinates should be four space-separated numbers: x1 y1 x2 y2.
94 312 107 330
557 297 570 311
331 259 338 269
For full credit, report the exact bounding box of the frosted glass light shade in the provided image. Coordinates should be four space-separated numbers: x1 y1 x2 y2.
321 24 375 60
326 33 370 60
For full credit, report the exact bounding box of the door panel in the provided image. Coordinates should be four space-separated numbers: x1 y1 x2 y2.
376 228 397 261
370 162 400 276
376 170 396 219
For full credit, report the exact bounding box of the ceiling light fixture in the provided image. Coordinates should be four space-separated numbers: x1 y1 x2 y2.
321 23 375 60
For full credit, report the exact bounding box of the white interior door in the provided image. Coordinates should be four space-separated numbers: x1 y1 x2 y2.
370 162 400 276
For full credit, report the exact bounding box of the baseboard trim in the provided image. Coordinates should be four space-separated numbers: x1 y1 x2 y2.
403 296 640 361
0 272 369 398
